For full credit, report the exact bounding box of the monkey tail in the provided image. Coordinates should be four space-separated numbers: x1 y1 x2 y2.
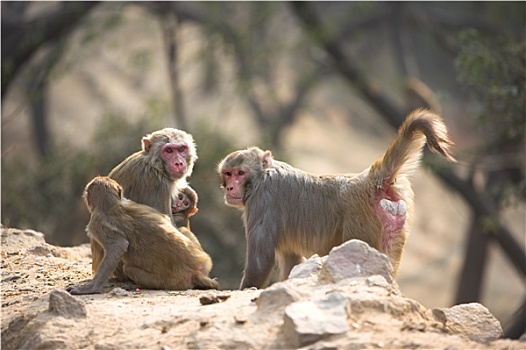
369 109 456 188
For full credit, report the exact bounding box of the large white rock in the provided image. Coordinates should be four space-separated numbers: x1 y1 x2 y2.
320 239 394 284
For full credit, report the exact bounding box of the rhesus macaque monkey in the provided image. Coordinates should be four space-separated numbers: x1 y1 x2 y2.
68 176 218 295
91 128 197 277
171 186 202 248
218 109 456 289
172 186 199 229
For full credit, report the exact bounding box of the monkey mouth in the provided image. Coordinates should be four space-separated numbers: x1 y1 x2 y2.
226 195 243 204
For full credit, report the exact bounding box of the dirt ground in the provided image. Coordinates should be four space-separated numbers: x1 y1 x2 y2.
2 226 524 349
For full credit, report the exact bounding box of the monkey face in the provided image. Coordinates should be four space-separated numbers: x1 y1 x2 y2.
161 143 191 179
220 168 248 208
218 147 275 209
142 128 197 180
172 193 191 213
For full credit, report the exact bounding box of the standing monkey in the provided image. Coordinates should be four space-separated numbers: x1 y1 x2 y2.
218 109 456 289
68 176 218 295
91 128 197 277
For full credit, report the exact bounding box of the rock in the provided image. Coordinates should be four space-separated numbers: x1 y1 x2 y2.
320 240 394 284
30 245 60 257
48 289 87 318
256 282 304 312
108 287 131 297
283 293 350 348
432 303 503 343
199 292 231 305
289 254 325 279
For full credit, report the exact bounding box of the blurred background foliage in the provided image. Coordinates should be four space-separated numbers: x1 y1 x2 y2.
1 1 524 336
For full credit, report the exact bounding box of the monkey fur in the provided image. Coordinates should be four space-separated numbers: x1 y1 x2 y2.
172 185 199 229
91 128 197 278
218 109 456 289
172 185 202 248
68 176 218 295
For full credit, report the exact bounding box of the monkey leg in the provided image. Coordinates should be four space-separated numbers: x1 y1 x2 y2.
123 265 192 290
68 238 129 295
111 261 127 280
192 274 219 290
278 253 305 281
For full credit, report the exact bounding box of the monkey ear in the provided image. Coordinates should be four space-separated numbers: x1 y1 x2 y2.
142 137 152 153
262 150 273 169
188 207 198 217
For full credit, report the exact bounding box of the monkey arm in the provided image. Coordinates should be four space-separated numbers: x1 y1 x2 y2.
240 228 276 289
68 237 129 295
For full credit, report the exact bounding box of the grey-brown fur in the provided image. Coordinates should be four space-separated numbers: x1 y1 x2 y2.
218 109 456 289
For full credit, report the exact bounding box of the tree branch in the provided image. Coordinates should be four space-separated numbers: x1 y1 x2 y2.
1 1 99 97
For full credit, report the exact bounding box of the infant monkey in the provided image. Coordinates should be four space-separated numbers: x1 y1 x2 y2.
172 186 199 229
67 176 218 295
171 186 203 248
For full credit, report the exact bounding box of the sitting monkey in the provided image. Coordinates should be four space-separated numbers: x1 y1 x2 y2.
67 176 218 294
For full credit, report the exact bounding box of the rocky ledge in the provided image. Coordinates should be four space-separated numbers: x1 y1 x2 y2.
1 226 523 349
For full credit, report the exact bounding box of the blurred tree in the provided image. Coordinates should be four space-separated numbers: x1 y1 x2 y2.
453 28 525 338
2 2 98 156
171 2 326 148
1 1 98 96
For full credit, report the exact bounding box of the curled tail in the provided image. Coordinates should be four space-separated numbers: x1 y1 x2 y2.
369 109 456 188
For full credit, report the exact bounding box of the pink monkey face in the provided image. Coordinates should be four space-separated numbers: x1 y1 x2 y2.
161 143 189 179
221 168 248 208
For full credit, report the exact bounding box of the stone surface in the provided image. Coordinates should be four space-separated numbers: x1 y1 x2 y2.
283 293 350 347
433 303 504 343
288 254 325 279
320 239 394 283
256 281 304 312
48 289 87 318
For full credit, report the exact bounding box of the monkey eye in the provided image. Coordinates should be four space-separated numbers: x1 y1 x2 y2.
224 171 232 177
165 148 173 154
238 170 245 176
178 146 186 153
178 194 183 200
183 201 189 206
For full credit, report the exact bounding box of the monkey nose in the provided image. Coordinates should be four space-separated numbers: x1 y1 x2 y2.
173 163 185 172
